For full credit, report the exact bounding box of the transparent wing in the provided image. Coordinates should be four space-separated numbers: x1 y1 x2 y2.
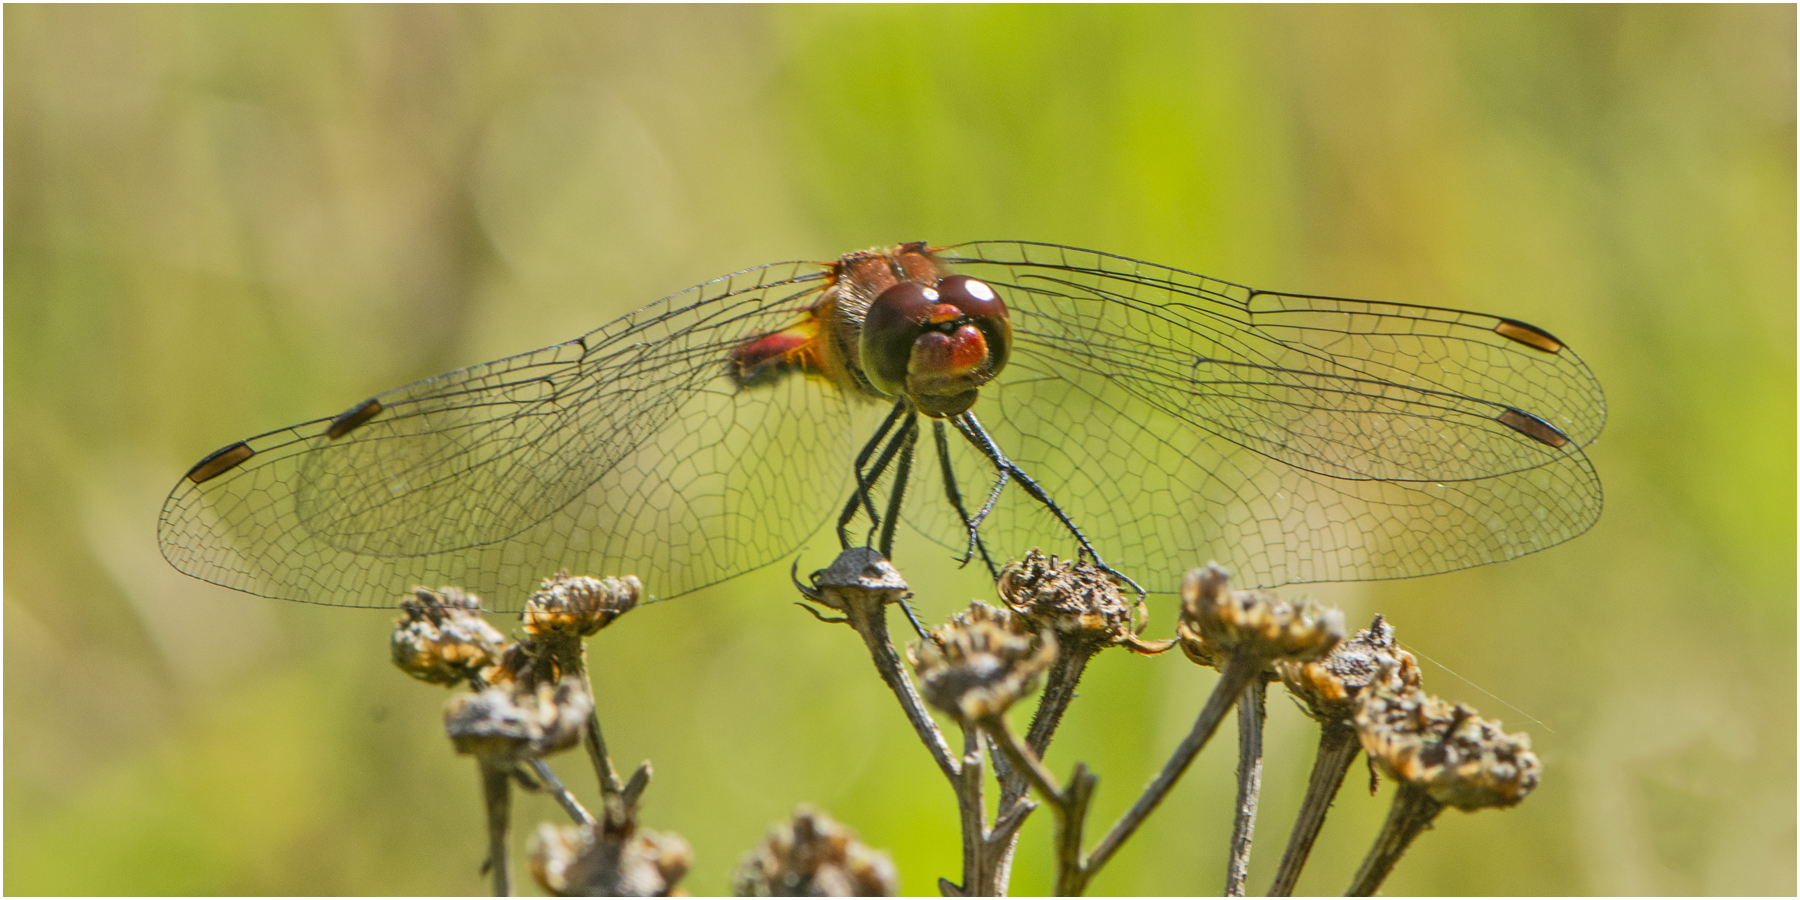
919 241 1605 590
158 261 886 610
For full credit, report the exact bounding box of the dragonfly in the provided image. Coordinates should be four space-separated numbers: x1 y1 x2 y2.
158 241 1605 612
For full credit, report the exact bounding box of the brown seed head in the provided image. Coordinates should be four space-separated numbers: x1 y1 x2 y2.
799 548 911 615
530 820 693 897
1355 681 1541 810
391 587 510 686
1277 614 1422 726
997 549 1166 653
1177 563 1343 664
444 675 592 762
908 602 1057 722
524 571 642 638
731 805 899 897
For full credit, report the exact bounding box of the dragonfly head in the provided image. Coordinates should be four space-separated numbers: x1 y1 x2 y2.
859 274 1012 417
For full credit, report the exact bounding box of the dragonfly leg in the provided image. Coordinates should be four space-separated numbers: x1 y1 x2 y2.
896 594 932 641
950 412 1145 599
838 399 911 548
932 420 999 580
850 412 920 548
877 416 920 558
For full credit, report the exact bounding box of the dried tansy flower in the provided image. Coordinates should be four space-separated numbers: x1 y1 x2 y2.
997 550 1168 653
445 675 592 762
1342 680 1541 897
524 571 642 638
909 602 1056 722
391 586 509 686
1355 681 1540 810
732 806 898 897
530 819 693 897
1177 564 1343 665
1278 614 1421 726
797 548 911 616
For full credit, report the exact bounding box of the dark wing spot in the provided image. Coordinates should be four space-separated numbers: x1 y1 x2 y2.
326 398 383 439
185 441 254 484
1493 319 1565 354
1497 408 1571 448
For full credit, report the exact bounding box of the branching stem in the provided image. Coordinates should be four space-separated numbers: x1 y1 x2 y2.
983 650 1264 895
582 710 626 799
989 639 1098 889
1082 651 1262 887
527 758 595 826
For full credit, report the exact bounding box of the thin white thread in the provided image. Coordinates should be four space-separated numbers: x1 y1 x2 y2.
1398 640 1557 735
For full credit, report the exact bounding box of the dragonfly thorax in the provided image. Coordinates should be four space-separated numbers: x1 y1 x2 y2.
729 244 1012 416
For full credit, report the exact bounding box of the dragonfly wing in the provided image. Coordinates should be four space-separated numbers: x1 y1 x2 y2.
926 241 1604 589
159 261 882 610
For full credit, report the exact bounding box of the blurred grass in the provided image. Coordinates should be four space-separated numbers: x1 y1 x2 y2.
5 5 1793 895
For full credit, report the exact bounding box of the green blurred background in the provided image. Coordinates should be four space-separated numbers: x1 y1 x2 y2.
6 5 1793 895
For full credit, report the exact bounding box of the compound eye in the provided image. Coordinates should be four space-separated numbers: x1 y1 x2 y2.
935 275 1006 321
860 282 941 396
934 275 1011 380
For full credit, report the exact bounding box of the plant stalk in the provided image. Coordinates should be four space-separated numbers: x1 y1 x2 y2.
1346 781 1443 896
1081 651 1263 889
479 758 513 897
1225 677 1268 896
1268 724 1360 896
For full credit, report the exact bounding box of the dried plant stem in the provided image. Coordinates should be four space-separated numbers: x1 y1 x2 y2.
1346 781 1444 896
988 640 1099 891
478 758 513 897
957 728 988 893
1081 651 1262 889
838 594 1006 897
978 788 1036 895
582 712 626 798
981 713 1090 896
1267 724 1360 896
998 641 1097 807
985 651 1262 896
1225 678 1268 896
621 760 653 809
527 759 595 826
546 639 627 799
806 552 999 893
850 602 1037 898
845 598 958 780
951 725 1036 897
566 648 648 819
1025 640 1099 755
986 714 1070 817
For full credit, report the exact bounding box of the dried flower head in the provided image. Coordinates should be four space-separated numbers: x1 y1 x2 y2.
1177 563 1343 664
1355 681 1541 810
732 805 899 897
530 819 693 897
524 571 642 638
444 675 592 762
908 602 1057 722
997 550 1167 653
391 586 510 686
1277 614 1422 726
798 548 911 615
